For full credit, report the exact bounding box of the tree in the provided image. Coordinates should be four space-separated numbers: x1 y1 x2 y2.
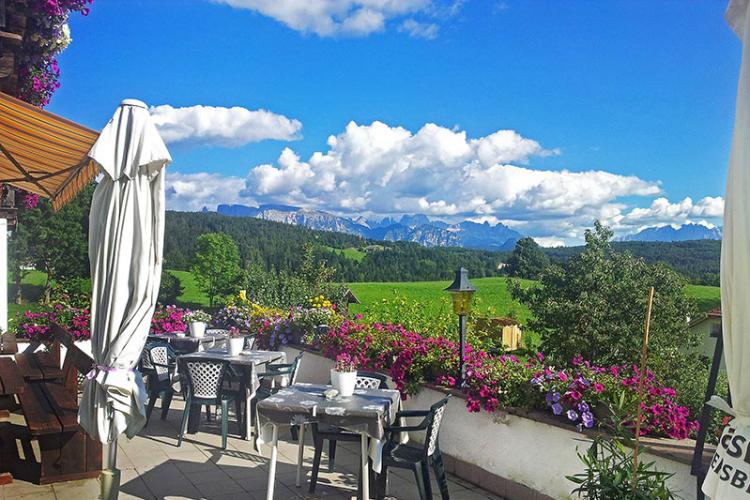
510 221 700 379
505 237 550 279
191 232 242 307
12 183 94 302
158 270 183 305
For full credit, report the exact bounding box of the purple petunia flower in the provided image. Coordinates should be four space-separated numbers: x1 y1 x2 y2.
567 409 579 421
552 403 563 415
582 411 594 428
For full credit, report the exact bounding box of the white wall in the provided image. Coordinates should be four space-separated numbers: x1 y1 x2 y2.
283 346 697 500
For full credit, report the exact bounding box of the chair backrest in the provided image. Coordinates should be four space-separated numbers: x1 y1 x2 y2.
289 352 304 385
355 370 389 389
50 322 96 394
243 335 257 350
140 348 154 371
146 342 174 382
181 358 229 400
423 396 450 457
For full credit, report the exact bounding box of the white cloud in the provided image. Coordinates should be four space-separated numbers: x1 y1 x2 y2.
242 120 660 224
150 104 302 147
619 196 725 226
213 0 432 37
164 118 723 245
166 171 249 211
399 19 439 39
533 236 565 248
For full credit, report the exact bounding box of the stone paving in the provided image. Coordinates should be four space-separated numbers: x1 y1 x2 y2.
0 397 503 500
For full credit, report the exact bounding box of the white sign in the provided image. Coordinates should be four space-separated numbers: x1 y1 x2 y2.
703 423 750 498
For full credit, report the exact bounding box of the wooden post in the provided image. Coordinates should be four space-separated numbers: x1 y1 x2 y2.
632 286 655 493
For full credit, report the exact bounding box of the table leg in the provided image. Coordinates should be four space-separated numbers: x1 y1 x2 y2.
361 433 369 500
245 383 254 441
296 424 305 487
266 425 279 500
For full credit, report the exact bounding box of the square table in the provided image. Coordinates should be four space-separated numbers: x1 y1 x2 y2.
179 349 285 439
257 383 402 500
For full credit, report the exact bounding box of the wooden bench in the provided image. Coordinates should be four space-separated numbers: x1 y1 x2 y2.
9 324 102 484
15 350 63 382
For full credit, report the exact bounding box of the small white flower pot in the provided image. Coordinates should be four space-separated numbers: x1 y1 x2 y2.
189 321 206 338
331 369 356 397
228 337 244 356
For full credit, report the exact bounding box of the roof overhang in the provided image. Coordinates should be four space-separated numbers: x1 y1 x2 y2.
0 92 100 210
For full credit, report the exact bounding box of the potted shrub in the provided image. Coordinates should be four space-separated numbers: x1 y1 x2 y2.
185 310 211 338
330 352 357 397
227 327 245 356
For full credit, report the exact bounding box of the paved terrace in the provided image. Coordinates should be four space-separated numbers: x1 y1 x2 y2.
0 397 503 500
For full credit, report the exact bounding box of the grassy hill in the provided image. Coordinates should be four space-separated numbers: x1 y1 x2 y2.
8 270 721 325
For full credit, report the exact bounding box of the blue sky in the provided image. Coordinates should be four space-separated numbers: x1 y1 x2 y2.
49 0 739 245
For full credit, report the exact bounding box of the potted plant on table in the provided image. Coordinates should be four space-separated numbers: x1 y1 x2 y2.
185 310 212 338
331 352 357 397
227 327 245 356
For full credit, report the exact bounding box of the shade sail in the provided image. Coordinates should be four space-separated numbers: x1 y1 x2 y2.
703 1 750 497
78 99 170 443
0 92 99 210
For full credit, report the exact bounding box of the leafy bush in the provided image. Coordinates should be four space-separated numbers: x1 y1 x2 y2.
567 436 677 499
158 271 183 305
511 222 699 369
243 264 348 310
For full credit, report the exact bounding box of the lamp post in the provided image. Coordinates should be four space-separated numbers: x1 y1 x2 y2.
445 268 476 386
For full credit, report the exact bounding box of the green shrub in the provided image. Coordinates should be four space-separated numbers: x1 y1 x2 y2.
567 436 677 499
158 271 183 305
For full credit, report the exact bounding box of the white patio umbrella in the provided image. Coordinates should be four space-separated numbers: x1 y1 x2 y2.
703 1 750 498
78 99 170 499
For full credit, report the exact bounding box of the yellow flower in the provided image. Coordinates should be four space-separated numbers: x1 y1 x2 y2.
239 290 247 301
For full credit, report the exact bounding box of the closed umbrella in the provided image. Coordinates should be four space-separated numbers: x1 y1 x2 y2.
78 99 170 499
703 1 750 498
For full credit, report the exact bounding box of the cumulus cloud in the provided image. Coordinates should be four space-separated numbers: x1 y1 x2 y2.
241 120 659 224
619 196 725 227
163 118 723 245
212 0 459 38
150 104 302 147
166 171 249 211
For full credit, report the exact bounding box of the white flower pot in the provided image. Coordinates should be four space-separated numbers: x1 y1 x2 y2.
228 337 244 356
331 369 356 397
189 321 206 338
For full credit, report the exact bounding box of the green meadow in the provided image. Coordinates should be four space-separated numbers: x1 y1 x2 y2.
9 270 721 323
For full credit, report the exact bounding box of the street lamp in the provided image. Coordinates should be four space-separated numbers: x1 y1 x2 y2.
445 267 476 385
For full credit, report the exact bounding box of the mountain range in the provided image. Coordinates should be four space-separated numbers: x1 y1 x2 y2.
211 204 723 249
617 223 722 242
213 204 523 251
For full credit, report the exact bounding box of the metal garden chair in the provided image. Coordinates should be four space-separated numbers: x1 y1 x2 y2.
177 358 236 449
243 334 258 350
143 341 179 424
309 370 390 494
257 352 304 396
376 395 451 500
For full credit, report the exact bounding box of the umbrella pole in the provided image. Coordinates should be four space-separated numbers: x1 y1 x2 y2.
100 437 120 500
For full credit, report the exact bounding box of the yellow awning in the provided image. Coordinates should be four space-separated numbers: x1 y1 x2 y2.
0 92 100 210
